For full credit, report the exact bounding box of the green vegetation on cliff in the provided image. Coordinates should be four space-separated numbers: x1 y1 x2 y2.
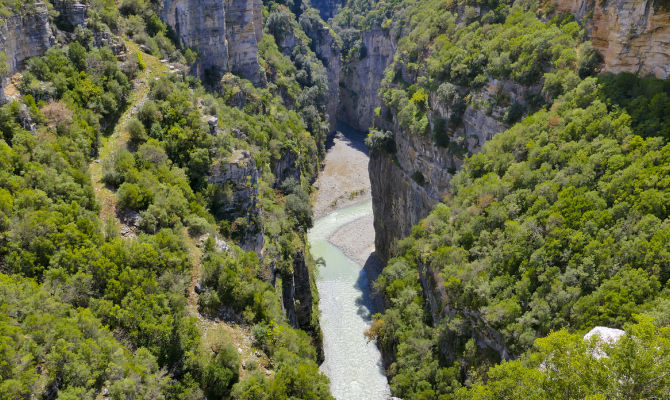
0 0 336 398
368 71 670 400
343 0 670 398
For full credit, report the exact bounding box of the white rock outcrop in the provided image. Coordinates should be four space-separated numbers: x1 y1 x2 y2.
0 2 55 75
584 326 625 359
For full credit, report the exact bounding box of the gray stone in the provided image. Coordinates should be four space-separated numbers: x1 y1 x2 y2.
301 16 342 132
208 150 264 253
52 0 88 27
339 29 396 132
0 2 55 75
161 0 263 84
207 116 219 135
281 251 313 331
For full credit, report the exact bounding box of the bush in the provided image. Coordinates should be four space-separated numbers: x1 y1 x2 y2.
505 101 524 124
365 129 396 154
202 345 239 399
117 182 152 210
185 214 211 237
436 82 459 106
138 100 161 128
102 149 135 187
285 192 313 229
0 51 9 78
577 41 603 78
127 117 147 143
266 8 293 40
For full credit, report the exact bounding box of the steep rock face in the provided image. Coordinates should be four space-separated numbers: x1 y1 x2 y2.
281 252 314 331
417 260 511 361
52 0 88 28
371 96 507 263
339 29 395 131
272 150 301 187
208 149 264 253
303 19 342 131
370 131 457 263
311 0 345 20
556 0 670 78
161 0 262 84
225 0 263 83
0 2 55 75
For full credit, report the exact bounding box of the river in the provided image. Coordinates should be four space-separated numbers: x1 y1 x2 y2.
308 125 391 399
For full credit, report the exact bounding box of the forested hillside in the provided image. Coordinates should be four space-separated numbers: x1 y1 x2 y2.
351 0 670 398
0 0 335 398
2 0 670 398
369 78 670 398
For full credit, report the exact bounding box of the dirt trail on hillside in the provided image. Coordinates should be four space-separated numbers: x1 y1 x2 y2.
87 44 267 378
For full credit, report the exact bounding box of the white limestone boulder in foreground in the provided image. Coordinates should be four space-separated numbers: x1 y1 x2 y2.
584 326 625 359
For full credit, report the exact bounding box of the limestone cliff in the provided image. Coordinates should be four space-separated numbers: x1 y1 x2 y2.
281 252 314 331
161 0 263 84
0 2 55 75
208 149 264 253
339 29 395 131
52 0 87 30
556 0 670 78
370 81 517 262
225 0 263 83
301 15 342 131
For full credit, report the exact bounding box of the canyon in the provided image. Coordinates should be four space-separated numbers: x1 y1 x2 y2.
5 0 670 252
309 126 390 398
1 0 669 397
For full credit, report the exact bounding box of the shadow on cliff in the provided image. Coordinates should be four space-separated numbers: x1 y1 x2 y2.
353 250 393 372
353 251 386 321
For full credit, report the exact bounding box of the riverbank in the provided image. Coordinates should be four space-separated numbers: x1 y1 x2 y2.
309 124 390 399
313 124 386 314
313 124 371 219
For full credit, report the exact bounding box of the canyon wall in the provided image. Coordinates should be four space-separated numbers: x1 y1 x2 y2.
0 2 55 75
370 80 521 262
52 0 88 28
302 18 342 131
281 252 314 331
556 0 670 78
161 0 263 84
310 0 345 20
208 149 265 254
338 29 396 131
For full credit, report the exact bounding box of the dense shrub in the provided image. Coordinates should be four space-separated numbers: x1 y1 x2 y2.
1 0 334 397
457 317 670 399
365 129 396 154
127 117 148 143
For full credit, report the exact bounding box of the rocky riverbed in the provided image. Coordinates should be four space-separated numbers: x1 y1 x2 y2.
309 124 390 399
313 124 372 219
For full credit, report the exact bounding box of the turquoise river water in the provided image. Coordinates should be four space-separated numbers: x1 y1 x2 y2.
308 200 391 399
